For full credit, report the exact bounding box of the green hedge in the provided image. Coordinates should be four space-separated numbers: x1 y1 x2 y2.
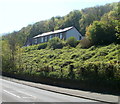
38 42 47 49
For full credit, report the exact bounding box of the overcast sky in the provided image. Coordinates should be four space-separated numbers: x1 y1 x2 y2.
0 0 119 34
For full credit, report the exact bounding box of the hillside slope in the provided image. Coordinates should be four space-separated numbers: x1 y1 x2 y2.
22 44 119 71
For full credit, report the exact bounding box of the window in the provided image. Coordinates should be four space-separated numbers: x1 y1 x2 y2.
45 36 47 42
52 35 55 38
55 34 59 37
49 35 52 40
41 37 44 42
39 38 41 43
34 38 37 44
58 34 60 38
62 32 66 40
60 33 62 39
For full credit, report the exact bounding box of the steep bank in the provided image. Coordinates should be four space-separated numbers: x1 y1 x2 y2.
2 43 120 95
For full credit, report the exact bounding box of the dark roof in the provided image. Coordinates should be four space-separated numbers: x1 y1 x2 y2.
33 26 74 38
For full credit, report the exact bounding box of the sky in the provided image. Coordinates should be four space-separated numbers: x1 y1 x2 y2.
0 0 119 35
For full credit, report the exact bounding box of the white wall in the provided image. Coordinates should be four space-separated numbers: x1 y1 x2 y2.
66 28 82 40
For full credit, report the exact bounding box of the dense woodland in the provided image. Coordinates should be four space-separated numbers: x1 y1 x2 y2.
1 2 120 94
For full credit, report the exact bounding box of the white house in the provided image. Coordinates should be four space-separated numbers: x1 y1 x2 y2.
26 26 83 45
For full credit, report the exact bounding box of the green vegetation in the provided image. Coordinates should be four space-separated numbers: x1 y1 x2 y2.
2 43 120 86
38 42 47 50
47 37 65 49
66 37 78 47
19 44 120 79
1 2 120 94
86 9 119 45
79 37 91 48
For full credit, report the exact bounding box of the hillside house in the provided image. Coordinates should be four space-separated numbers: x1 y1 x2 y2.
25 26 83 46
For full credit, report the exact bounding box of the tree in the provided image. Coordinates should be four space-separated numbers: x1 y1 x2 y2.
6 32 18 71
100 10 119 44
86 20 116 45
48 17 56 31
79 3 114 35
15 45 24 70
62 10 82 31
2 40 11 71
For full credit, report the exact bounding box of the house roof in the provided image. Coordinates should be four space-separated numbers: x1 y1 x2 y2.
33 26 74 38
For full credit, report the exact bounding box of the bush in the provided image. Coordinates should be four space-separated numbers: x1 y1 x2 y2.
115 23 120 44
48 72 61 78
66 37 78 47
79 37 92 48
76 62 119 80
47 37 65 49
38 42 47 49
24 45 38 52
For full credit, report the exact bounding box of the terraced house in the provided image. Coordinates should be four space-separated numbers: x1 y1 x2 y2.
26 26 83 46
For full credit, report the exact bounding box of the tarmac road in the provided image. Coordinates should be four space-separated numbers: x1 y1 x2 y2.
1 78 107 104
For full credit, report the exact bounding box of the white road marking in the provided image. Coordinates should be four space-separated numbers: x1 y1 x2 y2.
3 90 21 98
17 90 36 98
3 89 36 99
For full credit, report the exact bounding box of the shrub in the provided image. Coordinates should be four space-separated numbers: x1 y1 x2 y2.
66 37 78 47
48 72 61 78
79 37 92 48
37 42 47 49
115 24 120 44
76 62 119 80
24 45 38 52
47 37 65 49
68 65 75 79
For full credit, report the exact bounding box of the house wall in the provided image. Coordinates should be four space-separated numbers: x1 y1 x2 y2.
66 28 82 40
34 33 65 44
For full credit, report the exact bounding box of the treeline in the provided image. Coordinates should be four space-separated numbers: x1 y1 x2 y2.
2 2 119 46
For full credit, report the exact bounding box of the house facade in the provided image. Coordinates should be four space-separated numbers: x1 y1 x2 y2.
26 26 83 46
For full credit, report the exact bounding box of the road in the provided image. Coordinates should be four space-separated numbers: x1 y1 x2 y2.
0 78 106 103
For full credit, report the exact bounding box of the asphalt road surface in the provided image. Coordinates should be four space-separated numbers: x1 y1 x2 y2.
0 78 105 103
